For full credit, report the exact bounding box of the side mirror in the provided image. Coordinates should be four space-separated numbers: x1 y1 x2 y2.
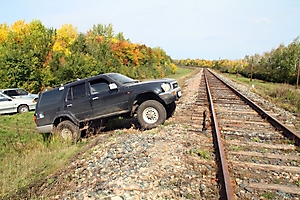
109 83 118 90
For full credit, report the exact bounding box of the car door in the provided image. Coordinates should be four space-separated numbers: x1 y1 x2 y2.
64 82 93 121
0 94 15 114
88 78 129 118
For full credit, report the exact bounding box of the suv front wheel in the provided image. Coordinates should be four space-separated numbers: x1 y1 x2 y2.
137 100 166 129
56 120 80 142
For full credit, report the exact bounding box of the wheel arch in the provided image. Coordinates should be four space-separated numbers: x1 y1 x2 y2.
53 115 78 127
132 92 166 113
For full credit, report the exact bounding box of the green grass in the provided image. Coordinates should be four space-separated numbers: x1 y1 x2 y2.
188 148 210 159
261 192 275 199
0 67 200 198
0 112 83 198
252 137 261 142
197 149 210 159
231 145 242 151
166 66 201 88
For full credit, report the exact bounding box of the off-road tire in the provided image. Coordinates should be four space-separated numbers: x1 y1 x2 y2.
137 100 166 129
56 120 80 142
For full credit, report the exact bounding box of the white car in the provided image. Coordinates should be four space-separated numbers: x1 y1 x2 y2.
0 88 38 100
0 92 37 114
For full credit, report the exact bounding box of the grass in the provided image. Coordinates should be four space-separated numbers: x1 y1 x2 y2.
261 192 275 199
188 148 210 159
231 145 242 151
252 137 261 142
221 73 300 130
166 66 201 88
197 149 210 159
223 73 300 115
0 66 198 198
0 112 84 198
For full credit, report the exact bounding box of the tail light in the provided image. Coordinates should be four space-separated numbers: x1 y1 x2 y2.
33 115 37 124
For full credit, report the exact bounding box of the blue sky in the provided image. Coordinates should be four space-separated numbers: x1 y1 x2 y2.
1 0 300 60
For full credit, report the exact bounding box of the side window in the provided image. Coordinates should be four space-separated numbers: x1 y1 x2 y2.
67 83 86 101
5 90 18 96
89 79 109 94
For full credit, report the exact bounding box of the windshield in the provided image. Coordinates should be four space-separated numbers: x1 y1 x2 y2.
0 93 10 101
108 74 137 84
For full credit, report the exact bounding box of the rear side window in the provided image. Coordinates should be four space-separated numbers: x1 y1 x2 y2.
4 90 18 96
67 83 86 101
39 89 63 107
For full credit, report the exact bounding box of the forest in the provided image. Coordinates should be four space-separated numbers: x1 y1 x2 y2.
0 20 177 93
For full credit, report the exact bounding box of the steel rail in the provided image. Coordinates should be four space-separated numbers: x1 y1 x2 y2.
207 68 300 146
203 70 235 200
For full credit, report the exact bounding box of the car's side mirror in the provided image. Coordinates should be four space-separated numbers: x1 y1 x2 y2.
109 83 118 90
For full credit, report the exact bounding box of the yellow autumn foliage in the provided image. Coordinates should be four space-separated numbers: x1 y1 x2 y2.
0 23 9 42
52 24 78 55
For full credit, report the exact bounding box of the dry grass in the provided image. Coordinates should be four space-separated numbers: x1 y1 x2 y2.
223 74 300 115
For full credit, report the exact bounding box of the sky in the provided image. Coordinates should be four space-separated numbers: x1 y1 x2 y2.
1 0 300 60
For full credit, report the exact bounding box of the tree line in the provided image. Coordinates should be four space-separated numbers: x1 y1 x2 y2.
174 36 300 85
0 20 177 93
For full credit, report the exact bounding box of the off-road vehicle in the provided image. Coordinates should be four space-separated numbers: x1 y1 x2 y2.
34 73 181 141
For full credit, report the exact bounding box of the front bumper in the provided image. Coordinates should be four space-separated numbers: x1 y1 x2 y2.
159 87 181 105
29 104 37 111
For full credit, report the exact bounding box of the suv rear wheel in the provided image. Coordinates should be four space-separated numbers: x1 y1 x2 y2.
137 100 166 129
57 120 80 142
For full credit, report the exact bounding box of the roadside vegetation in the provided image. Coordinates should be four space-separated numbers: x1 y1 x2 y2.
0 112 84 197
0 66 194 198
167 66 200 87
223 74 300 115
221 73 300 130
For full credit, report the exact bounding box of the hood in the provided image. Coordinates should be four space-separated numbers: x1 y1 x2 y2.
126 78 175 86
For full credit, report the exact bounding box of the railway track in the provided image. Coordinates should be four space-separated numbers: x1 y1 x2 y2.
200 68 300 199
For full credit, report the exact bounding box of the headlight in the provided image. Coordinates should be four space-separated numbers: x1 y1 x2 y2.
161 83 171 92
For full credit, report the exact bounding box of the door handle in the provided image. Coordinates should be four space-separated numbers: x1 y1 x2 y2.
92 97 99 101
66 104 72 107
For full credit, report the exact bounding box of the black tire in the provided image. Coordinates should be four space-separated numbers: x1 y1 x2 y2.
137 100 166 129
56 120 80 142
18 105 29 113
166 101 176 119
